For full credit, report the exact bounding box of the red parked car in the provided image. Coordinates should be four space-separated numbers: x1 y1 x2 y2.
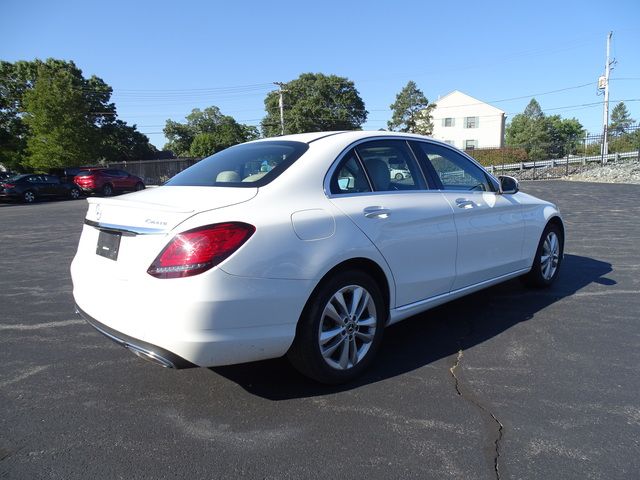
74 168 145 196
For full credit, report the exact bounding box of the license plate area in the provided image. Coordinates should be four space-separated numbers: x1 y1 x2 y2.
96 230 121 261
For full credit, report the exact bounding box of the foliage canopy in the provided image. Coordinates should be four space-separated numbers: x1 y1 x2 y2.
0 59 157 172
506 98 584 160
163 106 259 157
387 81 435 134
261 73 367 137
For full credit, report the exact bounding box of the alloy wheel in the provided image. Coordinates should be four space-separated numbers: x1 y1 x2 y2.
540 231 560 280
318 284 377 370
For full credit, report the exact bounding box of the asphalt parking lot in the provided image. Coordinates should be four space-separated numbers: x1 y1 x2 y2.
1 180 639 480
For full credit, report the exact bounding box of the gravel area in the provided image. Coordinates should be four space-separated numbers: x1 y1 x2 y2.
496 157 640 184
564 159 640 184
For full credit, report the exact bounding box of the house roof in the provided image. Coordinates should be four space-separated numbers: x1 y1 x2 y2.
434 90 505 114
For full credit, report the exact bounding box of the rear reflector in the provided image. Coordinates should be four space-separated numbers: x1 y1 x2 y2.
147 222 255 279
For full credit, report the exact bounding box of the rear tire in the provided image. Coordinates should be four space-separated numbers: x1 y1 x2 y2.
395 173 403 180
69 188 81 200
287 270 385 384
522 222 563 288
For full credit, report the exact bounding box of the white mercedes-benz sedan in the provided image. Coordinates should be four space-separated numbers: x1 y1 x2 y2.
71 131 564 383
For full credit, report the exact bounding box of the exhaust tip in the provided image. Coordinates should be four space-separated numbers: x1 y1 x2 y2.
125 344 176 368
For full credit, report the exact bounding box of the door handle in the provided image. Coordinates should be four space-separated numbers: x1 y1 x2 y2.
363 206 391 218
455 198 475 209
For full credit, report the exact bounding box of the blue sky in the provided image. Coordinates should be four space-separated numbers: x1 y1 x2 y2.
1 0 639 149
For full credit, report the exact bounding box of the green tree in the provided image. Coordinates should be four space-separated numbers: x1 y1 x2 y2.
610 102 635 135
506 99 549 160
507 99 585 160
0 58 155 171
0 60 36 170
100 120 158 162
387 81 435 134
164 106 257 157
546 115 584 158
261 73 367 137
22 63 99 171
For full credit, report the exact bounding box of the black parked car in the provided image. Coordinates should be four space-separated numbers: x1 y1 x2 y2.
48 166 94 184
0 174 82 203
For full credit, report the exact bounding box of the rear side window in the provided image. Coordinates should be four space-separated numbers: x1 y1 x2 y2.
330 150 371 194
355 140 426 191
44 175 60 184
166 141 309 187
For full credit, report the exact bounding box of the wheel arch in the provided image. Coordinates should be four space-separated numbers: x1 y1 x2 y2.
547 215 565 240
305 257 392 324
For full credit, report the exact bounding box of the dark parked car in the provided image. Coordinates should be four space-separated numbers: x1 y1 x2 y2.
48 167 94 184
73 168 145 196
0 171 16 181
0 174 82 203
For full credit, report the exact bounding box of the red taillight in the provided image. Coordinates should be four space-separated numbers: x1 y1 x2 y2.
2 183 15 188
147 222 255 279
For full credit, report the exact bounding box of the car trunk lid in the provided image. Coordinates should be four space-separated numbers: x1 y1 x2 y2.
85 185 258 233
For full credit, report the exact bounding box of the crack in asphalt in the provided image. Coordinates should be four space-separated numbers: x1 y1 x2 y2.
450 347 504 480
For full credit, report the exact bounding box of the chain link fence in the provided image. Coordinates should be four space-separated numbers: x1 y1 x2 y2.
106 157 202 185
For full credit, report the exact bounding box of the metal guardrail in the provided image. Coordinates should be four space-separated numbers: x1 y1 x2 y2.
485 151 639 174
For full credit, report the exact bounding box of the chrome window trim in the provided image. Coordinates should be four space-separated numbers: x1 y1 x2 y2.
324 135 501 198
409 139 501 193
324 136 431 198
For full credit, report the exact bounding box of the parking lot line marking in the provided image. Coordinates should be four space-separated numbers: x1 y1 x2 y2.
0 365 50 388
0 319 84 331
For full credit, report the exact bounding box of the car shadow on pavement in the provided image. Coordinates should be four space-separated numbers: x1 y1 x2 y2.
211 254 613 399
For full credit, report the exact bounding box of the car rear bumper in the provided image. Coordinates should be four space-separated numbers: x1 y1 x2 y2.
0 191 20 200
75 304 196 368
71 252 314 367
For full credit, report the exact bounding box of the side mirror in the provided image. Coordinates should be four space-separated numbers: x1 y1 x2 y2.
499 175 519 194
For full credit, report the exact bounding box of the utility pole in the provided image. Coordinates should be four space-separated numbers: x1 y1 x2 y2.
600 31 614 157
273 82 286 135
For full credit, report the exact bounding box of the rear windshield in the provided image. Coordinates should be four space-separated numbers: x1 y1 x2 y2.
165 141 309 187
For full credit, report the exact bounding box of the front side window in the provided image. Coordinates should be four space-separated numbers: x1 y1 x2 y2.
166 141 309 187
412 142 493 192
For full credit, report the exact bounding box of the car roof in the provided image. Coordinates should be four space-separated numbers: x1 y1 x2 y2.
250 130 441 146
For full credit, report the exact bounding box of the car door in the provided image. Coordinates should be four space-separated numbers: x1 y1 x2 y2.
327 139 457 307
26 175 48 197
411 141 526 290
43 175 64 196
115 170 133 190
103 170 121 189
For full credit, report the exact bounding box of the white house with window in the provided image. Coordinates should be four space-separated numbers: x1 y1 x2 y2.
429 90 506 150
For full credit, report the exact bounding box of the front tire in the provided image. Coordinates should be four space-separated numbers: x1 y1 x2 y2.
101 183 114 196
135 182 145 191
287 270 385 384
23 190 36 203
522 222 563 288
